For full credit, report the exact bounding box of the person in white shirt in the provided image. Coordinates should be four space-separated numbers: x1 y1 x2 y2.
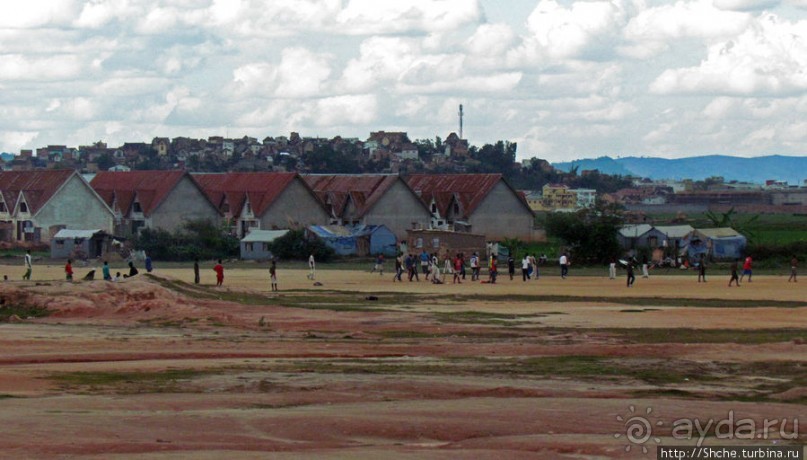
521 256 530 281
23 249 32 280
307 254 316 280
470 253 480 281
559 253 569 279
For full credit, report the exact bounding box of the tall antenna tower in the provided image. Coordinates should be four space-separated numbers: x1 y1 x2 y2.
458 104 464 139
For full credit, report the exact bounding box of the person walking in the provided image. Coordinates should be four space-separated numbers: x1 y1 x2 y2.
626 261 636 287
65 259 74 282
213 259 224 286
529 254 539 280
728 259 740 287
740 256 753 283
307 254 316 280
371 254 384 275
269 260 278 291
559 253 569 279
23 249 32 280
102 261 111 281
193 258 200 284
788 255 798 282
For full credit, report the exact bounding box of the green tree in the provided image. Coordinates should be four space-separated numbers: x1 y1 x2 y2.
269 229 335 261
545 200 624 264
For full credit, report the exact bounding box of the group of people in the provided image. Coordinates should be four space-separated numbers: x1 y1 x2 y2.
390 250 559 285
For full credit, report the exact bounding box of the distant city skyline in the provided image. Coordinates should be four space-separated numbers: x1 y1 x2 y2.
1 0 805 162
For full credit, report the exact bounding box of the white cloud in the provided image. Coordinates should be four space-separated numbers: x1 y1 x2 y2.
314 94 378 126
336 0 482 35
0 0 79 28
713 0 781 11
509 0 626 63
0 131 39 151
650 13 807 95
0 54 84 81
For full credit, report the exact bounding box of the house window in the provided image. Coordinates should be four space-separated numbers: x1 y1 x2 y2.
0 202 5 213
19 202 28 213
263 243 270 251
431 203 437 213
222 203 230 213
55 239 64 247
453 203 459 214
648 236 658 248
133 201 142 213
416 238 423 248
245 243 254 251
432 238 440 248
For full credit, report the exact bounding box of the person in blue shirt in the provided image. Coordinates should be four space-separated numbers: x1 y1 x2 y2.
102 261 111 281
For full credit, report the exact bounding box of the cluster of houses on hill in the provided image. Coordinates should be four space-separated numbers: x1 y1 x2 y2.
0 131 473 175
0 170 539 260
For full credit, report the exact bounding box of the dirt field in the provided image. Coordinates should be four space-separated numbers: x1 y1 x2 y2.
0 262 805 458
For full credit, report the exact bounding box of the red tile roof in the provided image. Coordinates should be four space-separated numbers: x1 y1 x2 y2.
0 169 75 215
90 170 188 216
302 174 402 219
193 172 300 218
405 174 531 219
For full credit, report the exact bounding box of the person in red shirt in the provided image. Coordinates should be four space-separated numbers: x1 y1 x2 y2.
740 256 753 283
213 259 224 286
453 254 462 284
65 259 73 282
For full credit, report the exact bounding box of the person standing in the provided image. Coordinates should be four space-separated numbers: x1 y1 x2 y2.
459 253 467 280
641 255 650 278
626 261 635 287
394 254 403 282
529 254 539 280
213 259 224 286
23 249 32 280
697 255 707 283
307 254 316 280
788 256 798 282
609 258 617 279
740 256 753 283
559 253 569 279
521 255 530 281
489 257 498 284
269 260 278 291
102 261 111 281
470 252 480 281
145 254 153 273
65 259 74 282
507 255 515 280
193 258 200 284
728 259 740 287
420 250 430 279
453 254 462 284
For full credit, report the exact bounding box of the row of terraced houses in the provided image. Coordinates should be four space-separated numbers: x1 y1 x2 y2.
0 171 540 250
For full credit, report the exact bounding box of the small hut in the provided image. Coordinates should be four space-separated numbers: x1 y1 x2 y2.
51 229 111 260
240 229 289 260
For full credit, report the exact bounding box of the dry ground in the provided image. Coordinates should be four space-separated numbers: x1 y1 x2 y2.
0 262 805 458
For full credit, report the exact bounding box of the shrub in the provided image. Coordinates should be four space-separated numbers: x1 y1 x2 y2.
269 229 335 262
134 220 239 261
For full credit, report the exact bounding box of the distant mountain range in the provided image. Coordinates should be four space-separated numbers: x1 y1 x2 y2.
553 155 807 184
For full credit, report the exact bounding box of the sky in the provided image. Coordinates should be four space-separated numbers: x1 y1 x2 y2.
1 0 806 163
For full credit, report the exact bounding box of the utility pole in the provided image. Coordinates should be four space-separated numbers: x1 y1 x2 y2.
458 104 464 139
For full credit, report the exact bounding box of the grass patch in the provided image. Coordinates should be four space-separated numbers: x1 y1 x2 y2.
0 303 50 322
432 310 544 325
48 368 215 394
375 330 525 339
